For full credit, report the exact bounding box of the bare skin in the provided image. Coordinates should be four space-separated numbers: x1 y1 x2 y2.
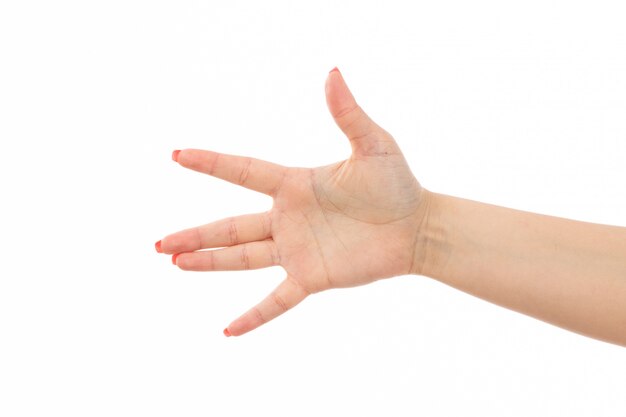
156 68 626 346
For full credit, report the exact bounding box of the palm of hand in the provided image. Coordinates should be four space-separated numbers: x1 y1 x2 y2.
158 69 428 336
274 155 423 295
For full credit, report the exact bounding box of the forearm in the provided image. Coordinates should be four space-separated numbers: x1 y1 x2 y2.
413 191 626 346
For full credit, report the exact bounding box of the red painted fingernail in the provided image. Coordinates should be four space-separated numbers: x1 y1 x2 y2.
223 328 231 337
329 66 339 74
155 240 162 253
172 150 181 162
172 253 179 265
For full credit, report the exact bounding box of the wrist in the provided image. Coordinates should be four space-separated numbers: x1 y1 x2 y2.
409 190 454 278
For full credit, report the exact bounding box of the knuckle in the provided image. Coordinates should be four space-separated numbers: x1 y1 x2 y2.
194 227 204 250
334 103 361 120
207 152 220 175
238 157 252 186
240 245 250 270
270 291 289 313
342 107 368 131
228 217 239 245
207 250 216 270
252 306 266 325
266 241 280 265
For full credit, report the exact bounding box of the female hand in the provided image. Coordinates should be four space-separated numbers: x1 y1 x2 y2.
156 68 432 336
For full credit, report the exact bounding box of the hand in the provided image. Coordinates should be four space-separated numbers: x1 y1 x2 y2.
156 68 432 336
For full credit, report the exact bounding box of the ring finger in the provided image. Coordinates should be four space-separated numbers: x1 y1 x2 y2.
173 240 280 271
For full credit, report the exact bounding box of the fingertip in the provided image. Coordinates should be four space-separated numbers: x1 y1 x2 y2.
223 328 232 337
325 68 357 119
226 318 250 337
172 253 179 265
155 240 162 253
326 66 343 88
172 149 181 162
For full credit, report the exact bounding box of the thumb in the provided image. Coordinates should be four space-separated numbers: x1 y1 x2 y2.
325 68 398 157
223 276 309 337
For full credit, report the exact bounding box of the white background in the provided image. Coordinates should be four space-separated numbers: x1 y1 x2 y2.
1 1 625 415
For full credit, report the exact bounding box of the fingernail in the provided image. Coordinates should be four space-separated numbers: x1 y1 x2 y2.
329 66 339 74
155 240 162 253
223 328 231 337
172 150 181 162
172 253 179 265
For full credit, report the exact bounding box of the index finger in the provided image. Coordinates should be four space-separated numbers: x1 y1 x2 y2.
174 149 287 196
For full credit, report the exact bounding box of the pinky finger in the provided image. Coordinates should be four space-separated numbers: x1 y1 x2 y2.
224 276 310 337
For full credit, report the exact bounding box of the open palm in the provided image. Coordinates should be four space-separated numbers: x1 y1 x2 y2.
157 69 430 336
